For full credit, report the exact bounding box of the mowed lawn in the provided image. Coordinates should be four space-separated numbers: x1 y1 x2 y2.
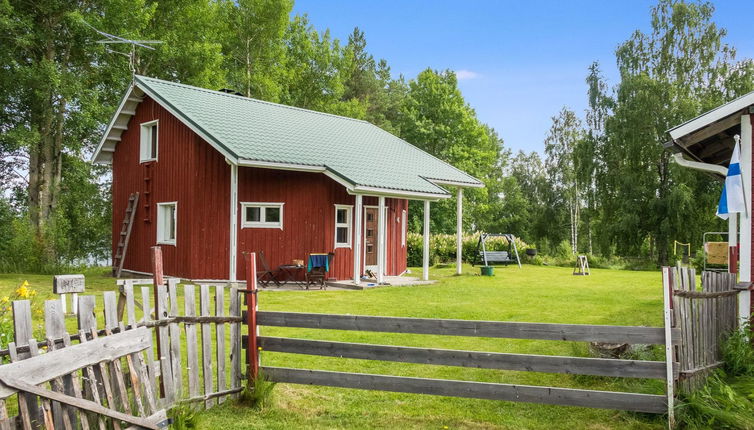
0 264 668 429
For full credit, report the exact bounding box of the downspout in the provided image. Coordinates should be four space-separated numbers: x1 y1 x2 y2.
670 152 727 177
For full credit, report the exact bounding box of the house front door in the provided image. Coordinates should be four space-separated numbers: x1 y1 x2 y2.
364 207 378 269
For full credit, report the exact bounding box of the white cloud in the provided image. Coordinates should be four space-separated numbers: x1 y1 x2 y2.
455 69 480 80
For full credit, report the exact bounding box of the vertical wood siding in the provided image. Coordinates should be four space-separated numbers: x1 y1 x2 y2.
112 96 230 280
112 96 408 281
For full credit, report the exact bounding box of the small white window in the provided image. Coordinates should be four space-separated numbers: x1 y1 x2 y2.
401 209 407 247
334 205 353 248
140 120 158 162
157 202 177 245
242 202 284 229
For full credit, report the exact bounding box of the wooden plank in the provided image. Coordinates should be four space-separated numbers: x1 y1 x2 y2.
167 280 182 400
258 337 675 379
103 293 118 330
62 334 89 430
154 285 174 404
0 328 152 398
136 288 158 392
229 286 241 397
183 285 200 398
0 377 163 430
124 284 137 329
89 330 119 430
77 296 96 333
262 366 667 414
141 287 151 323
53 275 86 294
134 351 157 415
27 343 55 430
215 286 226 403
124 354 146 417
7 343 33 430
0 399 11 430
199 285 214 408
104 329 131 417
44 301 73 430
78 330 107 430
12 300 40 429
256 311 679 345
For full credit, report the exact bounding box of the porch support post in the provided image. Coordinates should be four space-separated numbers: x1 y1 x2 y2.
377 196 386 284
739 114 752 327
423 200 430 281
456 188 463 275
353 194 363 285
229 162 239 282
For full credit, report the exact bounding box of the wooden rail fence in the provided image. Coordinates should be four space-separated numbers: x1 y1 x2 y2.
241 254 683 421
0 278 243 428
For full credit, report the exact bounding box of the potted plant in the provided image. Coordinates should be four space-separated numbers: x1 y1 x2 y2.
525 248 537 257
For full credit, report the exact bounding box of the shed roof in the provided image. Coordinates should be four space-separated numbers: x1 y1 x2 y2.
93 75 483 198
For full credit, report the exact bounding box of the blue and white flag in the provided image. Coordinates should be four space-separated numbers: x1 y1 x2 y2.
717 141 746 220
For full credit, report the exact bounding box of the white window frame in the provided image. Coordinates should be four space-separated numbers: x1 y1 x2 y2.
241 202 284 229
156 202 177 245
334 204 353 248
140 120 159 163
401 209 407 247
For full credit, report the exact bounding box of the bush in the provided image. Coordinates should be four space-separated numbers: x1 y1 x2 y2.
721 324 754 377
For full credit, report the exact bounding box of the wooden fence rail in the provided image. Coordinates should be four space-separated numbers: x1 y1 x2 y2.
0 278 244 429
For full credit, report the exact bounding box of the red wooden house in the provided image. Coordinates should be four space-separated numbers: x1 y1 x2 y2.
92 76 483 284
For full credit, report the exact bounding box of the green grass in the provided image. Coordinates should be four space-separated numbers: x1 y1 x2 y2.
0 264 669 429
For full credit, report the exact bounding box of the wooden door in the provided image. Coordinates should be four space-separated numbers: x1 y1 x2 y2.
364 208 378 266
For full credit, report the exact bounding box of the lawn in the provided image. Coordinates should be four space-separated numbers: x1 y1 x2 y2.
0 264 669 429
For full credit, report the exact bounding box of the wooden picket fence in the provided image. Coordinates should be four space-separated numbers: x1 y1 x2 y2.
665 267 739 392
0 278 243 428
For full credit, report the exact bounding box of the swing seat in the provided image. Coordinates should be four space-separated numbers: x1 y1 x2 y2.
477 251 514 265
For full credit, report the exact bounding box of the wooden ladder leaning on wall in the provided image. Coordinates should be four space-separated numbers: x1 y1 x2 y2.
113 192 139 278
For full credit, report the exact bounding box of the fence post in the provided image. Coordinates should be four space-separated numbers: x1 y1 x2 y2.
150 246 165 399
662 266 675 429
243 252 259 384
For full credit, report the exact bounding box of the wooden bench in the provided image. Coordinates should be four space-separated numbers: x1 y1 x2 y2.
478 251 515 265
0 327 168 430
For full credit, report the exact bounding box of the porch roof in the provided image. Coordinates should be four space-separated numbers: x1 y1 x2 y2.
93 75 483 199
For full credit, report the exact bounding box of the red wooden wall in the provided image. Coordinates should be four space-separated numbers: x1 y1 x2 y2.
112 96 230 280
112 95 408 281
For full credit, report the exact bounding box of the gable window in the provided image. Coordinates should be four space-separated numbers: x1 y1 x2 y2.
242 202 284 229
157 202 177 245
334 205 353 248
140 120 158 163
401 209 407 247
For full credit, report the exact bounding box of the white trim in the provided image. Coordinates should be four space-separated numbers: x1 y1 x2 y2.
401 209 407 248
668 92 754 140
350 186 448 201
427 178 485 188
334 204 354 249
423 200 430 281
324 171 356 191
156 201 177 245
92 84 140 164
134 80 239 164
229 163 239 282
353 195 363 284
240 202 284 229
377 196 386 283
456 188 463 275
139 120 159 163
362 205 384 272
739 114 752 327
238 159 326 172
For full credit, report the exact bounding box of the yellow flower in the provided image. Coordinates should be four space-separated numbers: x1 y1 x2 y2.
0 297 8 303
15 285 29 299
20 280 29 289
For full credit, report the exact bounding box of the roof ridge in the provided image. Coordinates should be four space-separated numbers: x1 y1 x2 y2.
134 75 370 125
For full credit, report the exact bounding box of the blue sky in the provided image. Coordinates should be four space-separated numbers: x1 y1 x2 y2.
292 0 754 154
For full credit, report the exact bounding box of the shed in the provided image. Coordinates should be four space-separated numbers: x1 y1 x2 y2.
92 76 483 284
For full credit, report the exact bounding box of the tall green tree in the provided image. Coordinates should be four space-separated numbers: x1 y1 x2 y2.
220 0 292 100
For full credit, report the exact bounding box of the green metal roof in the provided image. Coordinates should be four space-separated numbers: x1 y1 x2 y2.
96 75 483 197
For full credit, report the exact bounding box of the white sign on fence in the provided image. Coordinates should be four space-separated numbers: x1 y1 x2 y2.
53 274 85 315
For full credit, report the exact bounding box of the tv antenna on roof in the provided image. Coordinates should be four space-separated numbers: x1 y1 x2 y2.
82 20 162 74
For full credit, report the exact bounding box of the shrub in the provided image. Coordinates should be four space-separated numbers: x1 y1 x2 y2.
407 232 531 266
721 324 754 377
675 372 754 430
239 369 277 410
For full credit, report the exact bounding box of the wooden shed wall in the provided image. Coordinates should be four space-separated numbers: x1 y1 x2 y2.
112 96 230 280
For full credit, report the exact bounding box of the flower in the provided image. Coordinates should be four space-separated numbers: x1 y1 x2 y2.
0 297 8 303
